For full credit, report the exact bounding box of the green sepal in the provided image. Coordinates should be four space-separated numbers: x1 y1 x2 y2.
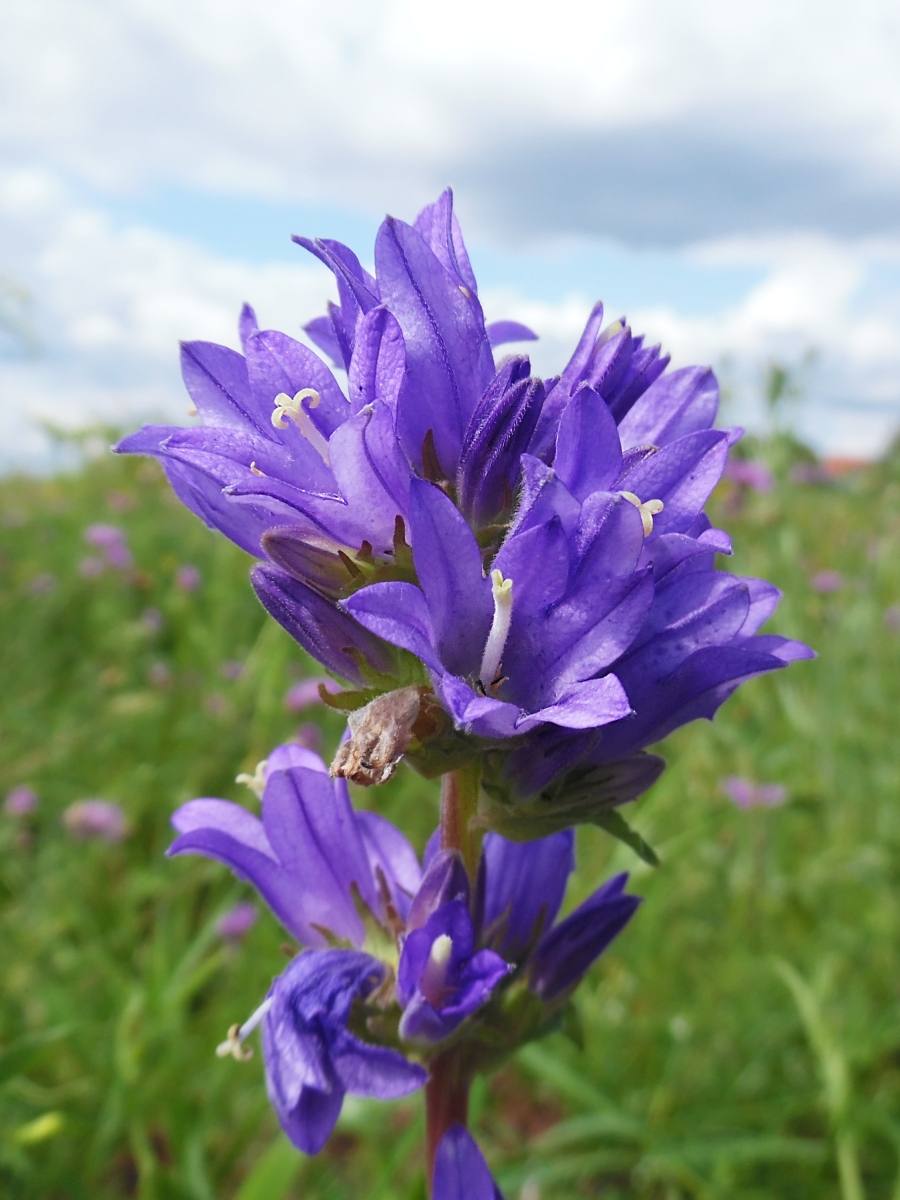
477 753 664 864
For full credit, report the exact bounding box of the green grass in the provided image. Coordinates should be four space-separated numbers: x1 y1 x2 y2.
2 432 900 1198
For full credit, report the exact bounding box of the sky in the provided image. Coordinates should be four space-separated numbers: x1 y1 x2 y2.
2 0 900 467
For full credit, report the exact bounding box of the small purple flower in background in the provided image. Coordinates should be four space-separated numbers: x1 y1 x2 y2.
84 524 132 569
216 901 258 942
220 661 245 680
724 458 773 493
284 676 342 711
722 776 787 809
63 800 129 842
884 605 900 632
175 564 201 591
810 570 844 594
5 786 38 816
432 1125 504 1200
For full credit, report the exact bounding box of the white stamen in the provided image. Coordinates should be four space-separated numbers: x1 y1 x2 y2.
186 401 198 417
236 759 267 798
479 569 514 690
216 997 274 1061
271 389 331 466
620 491 665 537
249 461 265 476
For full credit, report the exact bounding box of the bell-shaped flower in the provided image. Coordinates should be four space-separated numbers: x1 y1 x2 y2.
167 743 421 947
259 950 427 1154
397 897 510 1044
343 477 640 740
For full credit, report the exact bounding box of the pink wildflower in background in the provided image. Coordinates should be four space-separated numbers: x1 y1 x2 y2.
216 902 258 942
63 800 129 842
722 777 787 809
724 459 773 492
5 786 38 816
84 524 132 569
175 565 201 591
810 570 844 593
884 605 900 632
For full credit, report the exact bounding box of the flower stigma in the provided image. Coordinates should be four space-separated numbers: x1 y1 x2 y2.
271 389 331 466
479 569 514 691
620 492 665 536
420 934 454 1007
215 996 274 1062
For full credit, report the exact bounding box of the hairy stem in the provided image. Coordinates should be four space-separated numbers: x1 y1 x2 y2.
440 760 482 882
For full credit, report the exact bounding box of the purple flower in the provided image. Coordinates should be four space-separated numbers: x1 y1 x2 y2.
63 800 128 842
175 564 202 591
168 744 422 946
884 605 900 632
433 1126 504 1200
398 897 509 1043
810 570 844 593
343 478 635 740
722 776 787 809
477 831 641 1001
258 950 426 1154
216 901 258 942
724 458 773 492
84 524 132 569
4 786 38 816
27 572 56 596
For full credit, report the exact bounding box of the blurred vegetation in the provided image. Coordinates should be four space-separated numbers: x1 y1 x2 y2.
2 426 900 1199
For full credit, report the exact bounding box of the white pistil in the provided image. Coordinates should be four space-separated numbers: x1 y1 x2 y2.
420 934 454 1007
249 461 265 476
271 388 331 466
216 997 274 1062
236 759 268 798
479 569 514 691
620 492 665 537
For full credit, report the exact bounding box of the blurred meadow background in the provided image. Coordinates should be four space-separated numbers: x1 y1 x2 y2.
3 1 900 1197
2 415 900 1199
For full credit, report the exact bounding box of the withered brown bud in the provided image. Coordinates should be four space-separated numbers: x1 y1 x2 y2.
330 686 431 786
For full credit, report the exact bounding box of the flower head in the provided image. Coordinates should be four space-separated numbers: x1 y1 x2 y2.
63 800 128 842
5 786 38 816
261 950 426 1154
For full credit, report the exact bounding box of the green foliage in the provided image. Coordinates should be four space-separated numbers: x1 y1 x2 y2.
2 436 900 1197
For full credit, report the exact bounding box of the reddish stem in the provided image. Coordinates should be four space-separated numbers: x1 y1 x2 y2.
425 1049 470 1188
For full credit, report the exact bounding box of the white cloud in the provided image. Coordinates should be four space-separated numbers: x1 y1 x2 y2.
1 0 899 241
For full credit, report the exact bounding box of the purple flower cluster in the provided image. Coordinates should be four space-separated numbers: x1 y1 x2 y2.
170 744 638 1154
119 190 811 844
